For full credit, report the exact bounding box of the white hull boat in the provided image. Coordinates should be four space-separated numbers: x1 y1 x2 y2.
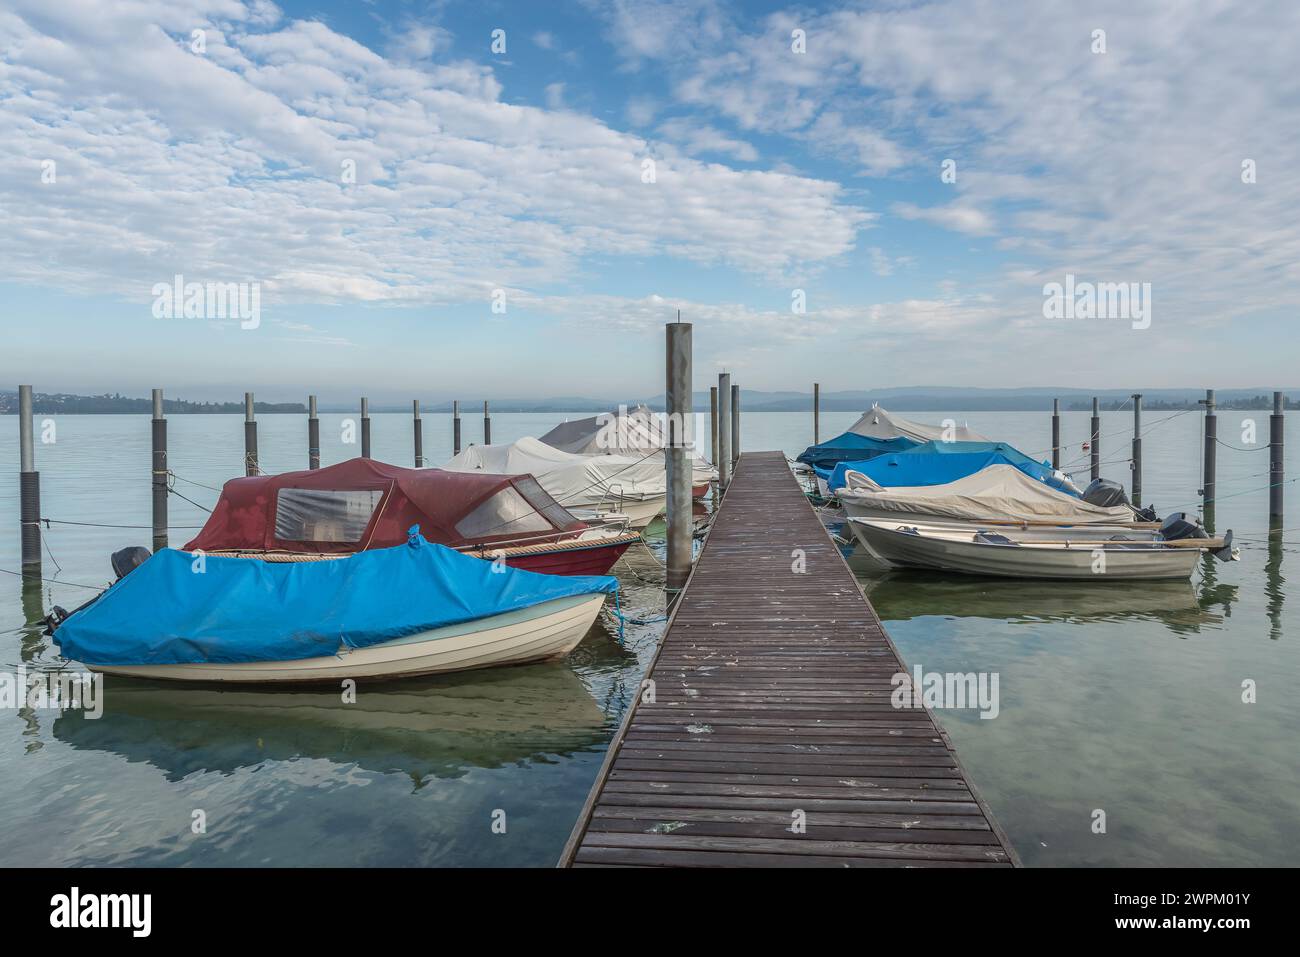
836 464 1142 527
89 594 607 683
849 518 1231 581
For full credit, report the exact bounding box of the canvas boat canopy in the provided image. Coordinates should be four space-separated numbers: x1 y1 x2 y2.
443 436 667 508
839 464 1135 524
540 404 715 479
798 433 919 474
540 404 667 455
55 530 617 666
797 405 988 474
846 404 990 444
184 458 585 555
827 441 1079 495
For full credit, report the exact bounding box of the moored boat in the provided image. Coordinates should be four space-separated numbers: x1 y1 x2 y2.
442 436 669 529
51 528 619 682
848 516 1235 581
184 457 639 575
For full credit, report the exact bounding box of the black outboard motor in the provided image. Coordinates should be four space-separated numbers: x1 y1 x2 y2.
1159 512 1208 542
110 546 153 581
1081 478 1131 508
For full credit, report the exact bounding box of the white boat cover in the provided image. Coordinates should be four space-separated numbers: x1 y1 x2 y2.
839 464 1135 523
847 404 990 444
442 436 667 508
539 403 716 482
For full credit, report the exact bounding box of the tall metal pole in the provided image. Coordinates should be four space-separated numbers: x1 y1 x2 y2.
1131 393 1142 507
18 385 40 574
413 400 424 467
360 397 371 458
665 322 693 594
717 373 732 490
709 387 718 466
731 383 741 470
308 395 320 469
1202 389 1216 510
151 389 168 552
1090 397 1100 483
1051 398 1061 470
244 392 258 476
814 382 820 444
483 400 491 445
453 400 462 455
1270 391 1285 522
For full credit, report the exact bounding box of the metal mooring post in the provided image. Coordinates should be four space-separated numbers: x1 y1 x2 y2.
1131 394 1142 507
18 385 40 575
244 393 258 476
413 400 424 467
1090 397 1100 483
360 397 371 458
717 373 732 491
1270 391 1285 523
152 389 168 551
308 395 321 470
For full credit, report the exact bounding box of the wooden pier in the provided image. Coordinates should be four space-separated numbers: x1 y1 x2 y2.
560 451 1019 868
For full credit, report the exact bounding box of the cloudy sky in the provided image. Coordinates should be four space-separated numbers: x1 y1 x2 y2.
1 0 1296 402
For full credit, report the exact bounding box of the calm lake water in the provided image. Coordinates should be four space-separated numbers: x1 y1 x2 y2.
1 409 1295 867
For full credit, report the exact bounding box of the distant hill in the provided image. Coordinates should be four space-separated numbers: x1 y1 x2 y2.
0 391 305 415
3 387 1295 415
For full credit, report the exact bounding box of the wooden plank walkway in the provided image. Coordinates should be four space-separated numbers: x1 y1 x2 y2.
559 450 1019 868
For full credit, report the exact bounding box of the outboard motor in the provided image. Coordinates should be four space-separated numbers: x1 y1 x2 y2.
110 545 153 581
1081 478 1131 509
1159 512 1208 542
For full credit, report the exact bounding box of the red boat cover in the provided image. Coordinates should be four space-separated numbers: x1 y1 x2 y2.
184 458 586 554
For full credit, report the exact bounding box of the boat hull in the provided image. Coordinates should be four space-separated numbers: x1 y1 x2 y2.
504 538 634 576
849 520 1200 581
570 495 666 530
88 594 608 683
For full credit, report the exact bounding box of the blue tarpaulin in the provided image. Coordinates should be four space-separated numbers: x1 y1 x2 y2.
827 441 1077 494
798 432 920 476
54 528 617 666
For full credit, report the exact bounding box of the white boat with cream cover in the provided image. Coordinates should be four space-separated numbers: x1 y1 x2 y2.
442 436 668 529
539 404 716 489
837 464 1138 526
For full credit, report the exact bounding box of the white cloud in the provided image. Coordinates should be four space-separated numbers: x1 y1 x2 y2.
893 202 995 237
656 117 757 162
0 0 870 312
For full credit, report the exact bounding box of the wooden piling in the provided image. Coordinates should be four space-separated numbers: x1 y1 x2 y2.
709 387 719 467
151 389 167 552
244 392 258 476
665 322 693 593
1051 398 1061 470
453 400 462 455
483 400 491 446
1270 391 1285 521
308 395 320 470
1202 389 1216 509
1131 393 1142 506
17 385 40 574
717 374 732 490
1090 397 1100 483
360 397 371 459
731 383 741 469
413 400 424 468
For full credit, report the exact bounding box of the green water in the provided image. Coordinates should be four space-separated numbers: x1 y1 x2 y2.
0 409 1295 866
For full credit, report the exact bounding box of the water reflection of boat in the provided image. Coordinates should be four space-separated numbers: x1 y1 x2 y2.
860 573 1222 631
51 663 610 784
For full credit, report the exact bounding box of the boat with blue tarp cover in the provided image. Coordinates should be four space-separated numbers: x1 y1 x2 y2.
825 440 1078 494
51 526 618 682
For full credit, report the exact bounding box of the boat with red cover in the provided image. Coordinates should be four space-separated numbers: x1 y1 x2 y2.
183 458 639 576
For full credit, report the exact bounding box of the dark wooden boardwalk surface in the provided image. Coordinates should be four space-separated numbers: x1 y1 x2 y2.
559 450 1018 868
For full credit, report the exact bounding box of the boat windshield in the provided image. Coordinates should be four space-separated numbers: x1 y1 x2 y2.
454 487 556 540
274 488 385 543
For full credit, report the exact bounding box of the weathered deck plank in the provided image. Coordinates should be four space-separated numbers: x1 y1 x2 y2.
558 451 1018 867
